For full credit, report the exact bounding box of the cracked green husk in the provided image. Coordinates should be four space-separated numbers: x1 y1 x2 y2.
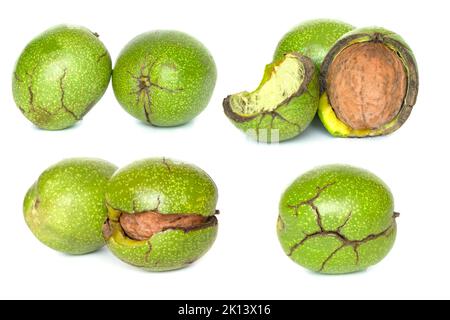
277 165 398 274
319 27 419 137
24 158 117 255
112 30 217 127
104 158 219 272
12 25 112 130
274 19 355 69
223 53 319 143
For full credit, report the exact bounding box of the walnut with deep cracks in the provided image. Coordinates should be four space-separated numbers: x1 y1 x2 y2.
104 212 216 241
326 42 407 130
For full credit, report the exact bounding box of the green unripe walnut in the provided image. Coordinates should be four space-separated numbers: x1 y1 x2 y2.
274 19 355 69
103 158 219 272
112 31 217 127
223 53 319 143
277 165 398 274
24 158 117 255
13 25 112 130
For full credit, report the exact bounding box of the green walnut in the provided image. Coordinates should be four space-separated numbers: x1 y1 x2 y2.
277 165 398 274
319 27 419 137
24 158 117 255
223 53 319 143
274 19 355 69
112 30 217 127
103 158 219 271
13 25 112 130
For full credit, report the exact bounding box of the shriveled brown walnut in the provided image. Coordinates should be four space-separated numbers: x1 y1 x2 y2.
326 42 407 130
119 212 213 241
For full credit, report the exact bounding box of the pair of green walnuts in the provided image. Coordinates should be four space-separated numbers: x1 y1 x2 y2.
24 158 219 272
13 26 217 130
13 19 419 140
25 158 399 274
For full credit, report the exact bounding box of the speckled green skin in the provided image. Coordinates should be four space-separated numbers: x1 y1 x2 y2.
112 31 217 127
24 158 117 255
105 158 218 271
13 25 112 130
274 19 355 69
224 54 320 143
278 165 398 274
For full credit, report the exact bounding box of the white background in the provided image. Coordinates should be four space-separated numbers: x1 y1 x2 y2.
0 0 448 300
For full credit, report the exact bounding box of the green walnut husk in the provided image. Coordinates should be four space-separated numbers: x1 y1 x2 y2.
319 27 419 137
112 30 217 127
103 158 219 272
24 158 117 255
278 165 398 274
12 25 112 130
274 19 355 69
223 53 319 143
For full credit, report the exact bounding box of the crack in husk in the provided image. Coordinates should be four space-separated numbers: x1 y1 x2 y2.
59 69 80 120
288 182 336 232
18 68 81 124
287 182 398 272
162 158 172 172
97 51 108 63
128 57 183 124
144 241 153 263
255 111 302 141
